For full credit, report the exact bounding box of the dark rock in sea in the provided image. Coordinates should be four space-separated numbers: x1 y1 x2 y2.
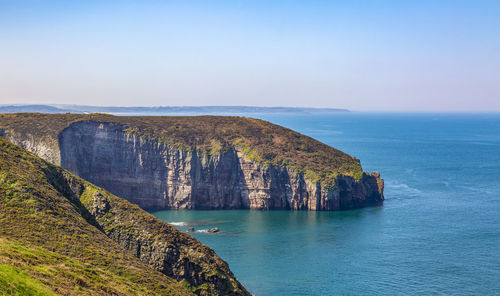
188 227 196 232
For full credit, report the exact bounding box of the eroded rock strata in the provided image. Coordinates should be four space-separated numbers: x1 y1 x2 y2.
0 114 384 211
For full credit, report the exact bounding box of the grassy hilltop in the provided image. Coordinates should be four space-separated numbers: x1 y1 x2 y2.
0 113 363 186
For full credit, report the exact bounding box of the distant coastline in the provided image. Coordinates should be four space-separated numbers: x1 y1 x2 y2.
0 104 349 115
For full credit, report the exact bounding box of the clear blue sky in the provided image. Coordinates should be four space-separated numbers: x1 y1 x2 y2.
1 0 499 111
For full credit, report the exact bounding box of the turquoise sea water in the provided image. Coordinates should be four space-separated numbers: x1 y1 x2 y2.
151 113 500 295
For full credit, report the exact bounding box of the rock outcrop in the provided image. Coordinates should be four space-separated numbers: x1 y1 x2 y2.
0 114 384 211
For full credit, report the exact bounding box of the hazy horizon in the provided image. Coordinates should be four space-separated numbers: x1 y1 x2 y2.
3 103 500 114
1 0 499 112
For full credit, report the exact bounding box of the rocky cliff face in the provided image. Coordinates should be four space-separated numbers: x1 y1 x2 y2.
55 121 383 210
0 114 384 211
0 129 60 165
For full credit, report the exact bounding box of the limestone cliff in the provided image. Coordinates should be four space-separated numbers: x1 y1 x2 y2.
0 113 384 211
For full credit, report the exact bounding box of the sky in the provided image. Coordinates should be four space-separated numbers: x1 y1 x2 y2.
0 0 499 111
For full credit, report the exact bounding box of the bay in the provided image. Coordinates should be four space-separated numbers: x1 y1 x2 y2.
152 113 500 295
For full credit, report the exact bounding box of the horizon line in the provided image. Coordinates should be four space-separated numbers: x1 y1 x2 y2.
1 103 500 114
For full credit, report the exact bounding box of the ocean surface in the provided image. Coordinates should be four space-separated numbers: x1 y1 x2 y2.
151 113 500 295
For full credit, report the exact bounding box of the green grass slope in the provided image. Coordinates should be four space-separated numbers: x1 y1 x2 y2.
0 137 213 296
0 113 363 186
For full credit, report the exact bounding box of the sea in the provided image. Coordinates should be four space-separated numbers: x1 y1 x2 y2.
150 113 500 295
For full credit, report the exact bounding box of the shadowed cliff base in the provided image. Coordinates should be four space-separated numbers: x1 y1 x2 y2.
0 113 384 211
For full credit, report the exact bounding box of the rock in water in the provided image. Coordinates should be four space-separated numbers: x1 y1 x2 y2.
207 227 220 233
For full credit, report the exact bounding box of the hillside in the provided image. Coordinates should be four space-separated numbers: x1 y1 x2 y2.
0 137 249 295
0 113 362 185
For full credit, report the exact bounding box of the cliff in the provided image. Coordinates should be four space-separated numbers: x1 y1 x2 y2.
0 113 384 211
0 138 250 296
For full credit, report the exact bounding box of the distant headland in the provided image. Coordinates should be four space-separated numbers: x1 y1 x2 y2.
0 104 349 115
0 113 382 211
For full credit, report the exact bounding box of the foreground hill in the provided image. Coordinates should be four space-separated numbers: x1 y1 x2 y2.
0 138 249 295
0 113 383 210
